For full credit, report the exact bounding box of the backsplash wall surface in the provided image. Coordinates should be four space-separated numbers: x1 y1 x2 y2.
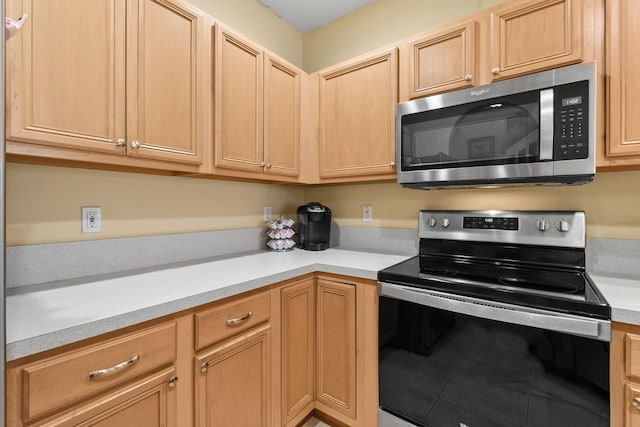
6 163 304 246
304 170 640 240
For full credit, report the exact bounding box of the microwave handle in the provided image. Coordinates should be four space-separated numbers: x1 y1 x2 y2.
539 88 554 160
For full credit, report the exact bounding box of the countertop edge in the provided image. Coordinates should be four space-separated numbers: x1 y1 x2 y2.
5 258 387 361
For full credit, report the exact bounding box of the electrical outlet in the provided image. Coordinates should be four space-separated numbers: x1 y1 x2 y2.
264 206 272 221
82 207 102 233
362 205 373 222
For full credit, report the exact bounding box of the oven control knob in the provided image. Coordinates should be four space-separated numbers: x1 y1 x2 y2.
442 218 450 228
536 219 549 231
556 220 571 232
427 217 437 228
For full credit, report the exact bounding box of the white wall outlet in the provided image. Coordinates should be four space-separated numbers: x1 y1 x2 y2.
362 205 373 222
82 207 102 233
264 206 272 221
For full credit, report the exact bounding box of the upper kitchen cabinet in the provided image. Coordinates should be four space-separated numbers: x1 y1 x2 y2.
403 20 478 100
601 0 640 168
489 0 583 81
5 0 207 171
317 47 398 182
212 24 302 182
399 0 592 101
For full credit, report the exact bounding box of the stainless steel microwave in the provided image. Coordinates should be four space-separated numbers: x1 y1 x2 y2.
396 62 596 189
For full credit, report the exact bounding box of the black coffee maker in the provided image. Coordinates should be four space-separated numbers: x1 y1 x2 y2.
297 203 331 251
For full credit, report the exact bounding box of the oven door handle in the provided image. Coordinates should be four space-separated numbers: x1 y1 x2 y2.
379 282 611 342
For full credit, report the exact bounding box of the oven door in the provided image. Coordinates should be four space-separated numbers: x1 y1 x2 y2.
378 282 611 427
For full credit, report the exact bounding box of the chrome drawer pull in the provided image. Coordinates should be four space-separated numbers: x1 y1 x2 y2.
227 311 252 326
633 396 640 410
89 354 140 379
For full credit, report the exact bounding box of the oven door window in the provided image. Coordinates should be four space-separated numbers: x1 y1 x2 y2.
401 90 540 170
378 297 609 427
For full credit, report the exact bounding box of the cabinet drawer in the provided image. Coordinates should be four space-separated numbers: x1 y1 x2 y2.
22 322 176 421
626 333 640 381
195 291 270 351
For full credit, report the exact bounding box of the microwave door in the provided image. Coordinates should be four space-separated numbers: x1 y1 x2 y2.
448 102 540 164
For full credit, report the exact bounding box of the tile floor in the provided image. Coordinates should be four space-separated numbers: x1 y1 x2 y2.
300 417 332 427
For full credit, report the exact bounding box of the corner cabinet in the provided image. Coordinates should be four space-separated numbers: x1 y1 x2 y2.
317 47 398 182
611 322 640 427
280 279 315 427
5 0 206 170
315 279 357 420
601 0 640 168
212 24 301 181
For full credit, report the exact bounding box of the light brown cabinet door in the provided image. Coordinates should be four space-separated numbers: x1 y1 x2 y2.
281 279 315 425
35 367 178 427
626 383 640 427
318 48 398 180
6 0 126 154
489 0 582 81
406 21 477 99
606 0 640 159
213 24 264 173
264 53 301 178
316 279 356 419
195 325 272 427
126 0 204 164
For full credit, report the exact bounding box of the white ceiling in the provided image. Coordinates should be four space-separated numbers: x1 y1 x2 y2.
256 0 374 32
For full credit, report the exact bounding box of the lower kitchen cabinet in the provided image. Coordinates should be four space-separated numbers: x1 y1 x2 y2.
279 275 379 427
30 367 178 427
5 273 380 427
612 322 640 427
315 279 357 420
280 279 316 426
194 324 272 427
5 321 182 427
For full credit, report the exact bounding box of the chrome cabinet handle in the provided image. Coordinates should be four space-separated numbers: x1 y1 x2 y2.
266 162 272 168
260 161 266 168
168 376 179 388
116 138 126 147
633 396 640 410
201 362 209 373
130 140 141 150
464 74 472 81
89 354 139 379
389 161 395 167
491 67 500 75
227 311 252 326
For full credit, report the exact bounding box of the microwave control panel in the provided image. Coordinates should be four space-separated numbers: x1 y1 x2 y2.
553 81 589 160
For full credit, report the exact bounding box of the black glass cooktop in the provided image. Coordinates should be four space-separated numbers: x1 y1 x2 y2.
378 251 610 320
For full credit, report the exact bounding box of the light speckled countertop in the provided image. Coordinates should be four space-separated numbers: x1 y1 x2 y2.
6 249 410 361
590 272 640 325
6 248 640 362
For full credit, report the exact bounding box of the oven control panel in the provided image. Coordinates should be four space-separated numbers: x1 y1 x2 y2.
419 210 586 248
463 216 519 230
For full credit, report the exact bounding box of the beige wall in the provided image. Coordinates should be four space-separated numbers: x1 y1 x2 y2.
303 0 503 72
188 0 303 68
305 171 640 239
6 163 304 246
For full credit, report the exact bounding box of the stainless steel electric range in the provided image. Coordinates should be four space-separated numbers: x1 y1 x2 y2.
378 211 610 427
